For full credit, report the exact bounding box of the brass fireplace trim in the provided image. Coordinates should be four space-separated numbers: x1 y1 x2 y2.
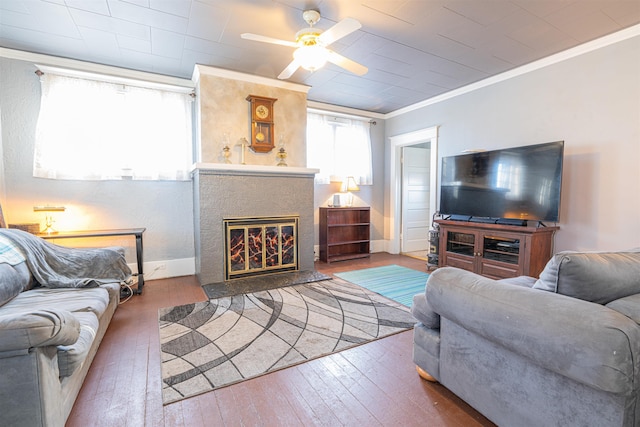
224 216 299 280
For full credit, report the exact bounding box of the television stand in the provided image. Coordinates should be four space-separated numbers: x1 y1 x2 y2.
436 220 558 279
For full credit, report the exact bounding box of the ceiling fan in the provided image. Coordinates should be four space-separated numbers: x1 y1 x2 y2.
241 10 368 79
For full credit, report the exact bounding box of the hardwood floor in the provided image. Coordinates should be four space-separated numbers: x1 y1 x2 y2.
67 253 495 427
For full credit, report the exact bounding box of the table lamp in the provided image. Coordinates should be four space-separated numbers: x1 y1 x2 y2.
341 176 360 207
33 205 66 234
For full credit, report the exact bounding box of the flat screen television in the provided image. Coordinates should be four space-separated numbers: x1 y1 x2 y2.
439 141 564 224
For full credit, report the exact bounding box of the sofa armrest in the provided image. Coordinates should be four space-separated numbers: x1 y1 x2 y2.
0 309 80 353
411 293 440 329
426 267 640 395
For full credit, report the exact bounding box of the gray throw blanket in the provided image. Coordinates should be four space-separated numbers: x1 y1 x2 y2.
0 228 132 288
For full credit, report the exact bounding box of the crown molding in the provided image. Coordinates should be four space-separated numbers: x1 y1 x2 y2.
192 64 310 93
385 24 640 119
0 47 194 90
307 101 385 120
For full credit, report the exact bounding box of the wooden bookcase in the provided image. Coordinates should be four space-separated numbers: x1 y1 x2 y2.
319 207 371 263
436 220 558 279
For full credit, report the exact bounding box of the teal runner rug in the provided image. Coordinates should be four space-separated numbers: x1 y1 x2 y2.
334 265 428 307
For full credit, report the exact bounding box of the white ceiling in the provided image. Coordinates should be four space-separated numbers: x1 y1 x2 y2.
1 0 639 114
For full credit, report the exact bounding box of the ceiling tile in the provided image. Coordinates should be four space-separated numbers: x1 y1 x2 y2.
511 0 573 18
117 33 151 53
484 36 534 65
64 0 110 15
151 27 185 59
69 8 151 40
508 16 576 50
150 0 192 18
2 1 81 38
186 1 230 41
443 0 521 25
77 26 121 58
0 0 32 13
107 0 188 33
546 6 623 42
121 0 150 7
603 1 640 27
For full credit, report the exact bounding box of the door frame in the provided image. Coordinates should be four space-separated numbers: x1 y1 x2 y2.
388 126 439 254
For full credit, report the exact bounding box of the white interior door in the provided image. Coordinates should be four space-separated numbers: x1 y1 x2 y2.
401 145 431 253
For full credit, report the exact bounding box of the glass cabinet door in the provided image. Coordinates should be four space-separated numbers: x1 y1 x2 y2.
446 232 475 257
483 236 520 265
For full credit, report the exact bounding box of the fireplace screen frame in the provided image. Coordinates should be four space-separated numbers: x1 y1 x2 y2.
224 216 299 280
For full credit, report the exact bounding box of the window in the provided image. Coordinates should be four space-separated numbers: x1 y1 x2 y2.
306 111 373 185
34 72 193 180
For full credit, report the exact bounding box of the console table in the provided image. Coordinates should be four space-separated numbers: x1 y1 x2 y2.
39 228 146 294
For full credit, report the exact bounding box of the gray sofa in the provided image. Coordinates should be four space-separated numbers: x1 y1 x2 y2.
0 229 131 427
413 250 640 427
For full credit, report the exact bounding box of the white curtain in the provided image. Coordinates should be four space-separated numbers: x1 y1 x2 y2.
306 112 373 185
34 73 193 180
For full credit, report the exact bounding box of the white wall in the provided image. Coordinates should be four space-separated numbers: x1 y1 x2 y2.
385 35 640 252
312 118 386 245
0 58 195 278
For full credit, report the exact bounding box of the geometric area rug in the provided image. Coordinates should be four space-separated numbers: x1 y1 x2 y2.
158 277 416 405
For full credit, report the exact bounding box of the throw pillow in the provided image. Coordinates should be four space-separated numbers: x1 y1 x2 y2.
533 249 640 305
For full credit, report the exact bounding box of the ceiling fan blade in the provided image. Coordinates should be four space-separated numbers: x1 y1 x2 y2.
241 33 298 48
326 50 368 76
278 59 301 79
318 18 361 46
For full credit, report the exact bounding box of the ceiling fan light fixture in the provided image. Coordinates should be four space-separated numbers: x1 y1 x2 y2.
293 44 329 71
242 9 366 79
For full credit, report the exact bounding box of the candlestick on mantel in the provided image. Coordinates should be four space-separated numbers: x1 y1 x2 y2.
237 137 249 165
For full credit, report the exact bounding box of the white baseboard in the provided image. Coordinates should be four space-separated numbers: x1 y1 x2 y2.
383 239 399 254
127 257 195 281
371 239 386 253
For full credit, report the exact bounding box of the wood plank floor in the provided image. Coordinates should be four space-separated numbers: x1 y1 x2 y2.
67 253 495 427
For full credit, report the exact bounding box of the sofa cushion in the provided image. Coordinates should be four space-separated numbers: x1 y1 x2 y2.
1 286 112 318
0 308 80 352
497 275 536 288
57 311 99 378
606 294 640 324
0 262 32 308
0 234 33 307
533 250 640 304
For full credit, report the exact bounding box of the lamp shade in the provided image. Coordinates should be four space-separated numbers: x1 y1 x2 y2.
341 176 360 192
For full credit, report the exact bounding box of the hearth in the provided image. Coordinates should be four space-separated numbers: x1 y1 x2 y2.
224 216 298 280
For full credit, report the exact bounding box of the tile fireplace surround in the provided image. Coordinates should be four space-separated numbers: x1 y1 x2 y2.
192 163 318 285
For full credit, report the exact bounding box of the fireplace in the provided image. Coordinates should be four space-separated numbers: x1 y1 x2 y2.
224 216 298 280
192 163 317 285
